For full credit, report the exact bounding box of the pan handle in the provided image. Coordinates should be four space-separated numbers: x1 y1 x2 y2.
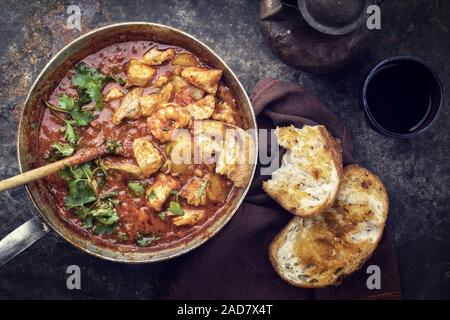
0 215 49 268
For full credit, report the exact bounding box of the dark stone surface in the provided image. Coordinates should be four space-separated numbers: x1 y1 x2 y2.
0 0 449 299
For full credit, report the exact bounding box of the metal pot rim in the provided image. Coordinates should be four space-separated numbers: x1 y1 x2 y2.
17 22 258 263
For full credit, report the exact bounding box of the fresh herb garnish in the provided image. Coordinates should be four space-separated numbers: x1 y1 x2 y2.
147 190 157 201
106 138 122 154
45 65 124 149
51 142 74 157
60 162 119 235
128 181 146 197
72 64 107 110
170 189 180 198
93 223 117 235
71 65 124 110
92 159 108 188
168 200 184 216
107 73 126 85
136 233 161 247
118 231 129 241
167 190 184 216
63 120 79 145
64 163 97 208
198 180 209 197
90 202 119 226
158 212 167 221
58 94 94 127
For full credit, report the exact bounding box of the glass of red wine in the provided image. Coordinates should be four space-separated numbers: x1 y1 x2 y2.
362 56 442 138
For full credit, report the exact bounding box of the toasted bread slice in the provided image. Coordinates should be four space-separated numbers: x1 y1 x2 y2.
269 165 389 288
263 125 343 217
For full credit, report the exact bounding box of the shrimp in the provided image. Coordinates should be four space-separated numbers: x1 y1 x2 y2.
181 67 222 94
147 105 191 142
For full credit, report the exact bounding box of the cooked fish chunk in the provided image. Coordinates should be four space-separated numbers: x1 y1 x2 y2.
172 208 206 227
112 87 143 125
104 86 124 102
205 174 227 203
189 86 205 101
172 75 189 93
188 95 215 120
145 173 180 211
140 83 174 116
180 176 209 206
154 75 169 88
211 101 236 125
132 137 163 177
181 67 223 94
125 58 156 88
171 53 199 67
173 65 183 76
102 158 142 177
194 120 256 187
141 46 175 65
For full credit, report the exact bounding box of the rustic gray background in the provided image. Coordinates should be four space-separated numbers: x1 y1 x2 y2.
0 0 449 299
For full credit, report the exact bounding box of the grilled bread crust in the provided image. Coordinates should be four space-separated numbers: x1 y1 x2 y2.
269 165 389 288
263 125 343 217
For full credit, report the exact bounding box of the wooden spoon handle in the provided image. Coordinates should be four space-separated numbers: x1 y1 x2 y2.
0 147 106 193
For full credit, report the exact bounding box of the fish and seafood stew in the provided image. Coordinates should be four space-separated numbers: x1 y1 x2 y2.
36 41 254 250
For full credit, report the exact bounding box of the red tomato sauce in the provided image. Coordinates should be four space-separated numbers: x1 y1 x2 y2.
35 41 245 250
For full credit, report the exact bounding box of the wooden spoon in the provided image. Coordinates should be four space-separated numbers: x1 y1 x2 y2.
0 146 107 193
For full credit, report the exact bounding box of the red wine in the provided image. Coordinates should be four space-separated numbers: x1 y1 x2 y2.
365 61 434 134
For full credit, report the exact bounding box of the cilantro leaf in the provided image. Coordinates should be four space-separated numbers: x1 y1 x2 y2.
93 223 117 235
147 190 157 201
61 162 120 236
58 94 94 127
59 166 73 182
158 212 167 221
198 180 208 197
71 163 94 180
58 94 76 111
64 120 79 145
90 203 119 225
83 215 94 228
106 139 122 153
100 190 119 200
168 201 184 216
72 64 106 110
106 73 126 85
128 181 145 197
51 142 74 157
136 233 161 247
70 109 94 127
65 179 97 208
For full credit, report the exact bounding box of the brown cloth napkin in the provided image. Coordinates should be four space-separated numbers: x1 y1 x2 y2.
161 79 401 300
